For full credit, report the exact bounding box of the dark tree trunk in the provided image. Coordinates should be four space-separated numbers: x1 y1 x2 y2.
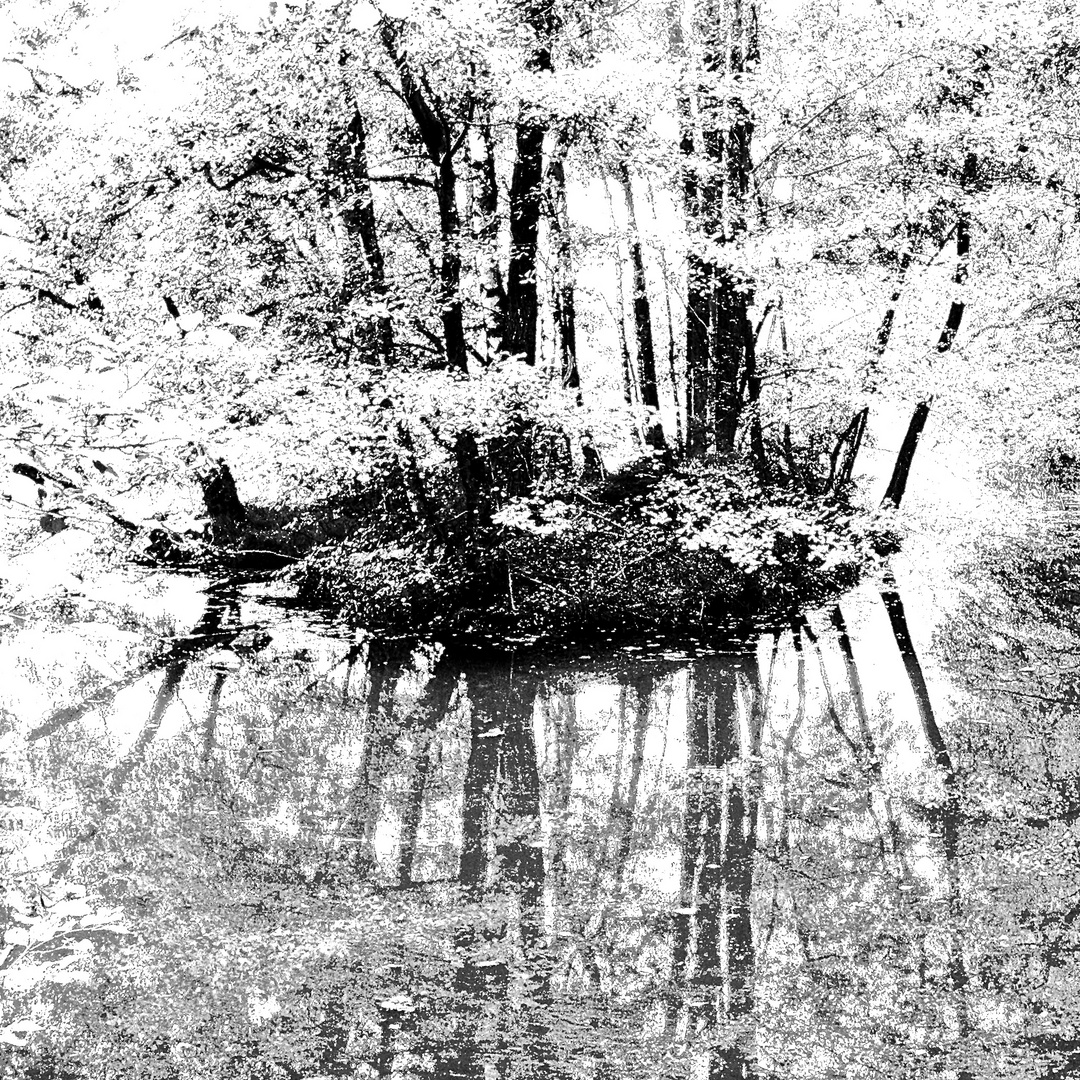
397 664 458 885
646 181 685 453
618 162 664 450
487 419 534 500
881 584 970 1042
606 180 639 418
454 431 493 542
882 399 931 509
506 120 544 366
394 423 445 538
880 588 954 777
380 17 467 372
328 109 394 364
677 655 758 1076
437 153 468 373
683 0 758 456
503 1 556 366
188 446 246 544
875 249 912 357
545 134 579 391
469 122 505 364
825 406 869 493
937 151 978 352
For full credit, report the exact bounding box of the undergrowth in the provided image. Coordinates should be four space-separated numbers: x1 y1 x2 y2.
292 455 901 641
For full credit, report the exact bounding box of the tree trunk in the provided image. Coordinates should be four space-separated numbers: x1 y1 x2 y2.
328 109 394 364
676 654 758 1073
506 121 544 366
188 445 246 544
454 431 494 542
646 181 685 454
683 0 758 456
825 406 869 493
396 664 458 885
379 17 467 372
469 122 505 365
545 133 580 391
437 152 468 373
618 162 665 450
937 151 978 353
503 4 556 366
605 179 639 419
882 399 931 509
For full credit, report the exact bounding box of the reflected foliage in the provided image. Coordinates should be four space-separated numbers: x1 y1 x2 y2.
4 567 1080 1078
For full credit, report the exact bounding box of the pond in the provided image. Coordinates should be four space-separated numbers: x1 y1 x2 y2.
3 497 1080 1079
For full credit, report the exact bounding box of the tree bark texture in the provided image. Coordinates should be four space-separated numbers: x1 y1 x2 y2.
683 0 759 457
380 18 468 372
882 399 931 509
675 654 758 1071
503 0 557 366
619 162 665 449
545 133 580 391
328 109 394 364
469 121 505 364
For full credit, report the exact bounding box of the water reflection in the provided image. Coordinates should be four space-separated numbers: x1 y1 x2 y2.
4 560 1080 1078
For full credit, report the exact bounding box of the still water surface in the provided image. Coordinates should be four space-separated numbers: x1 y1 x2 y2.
3 505 1080 1078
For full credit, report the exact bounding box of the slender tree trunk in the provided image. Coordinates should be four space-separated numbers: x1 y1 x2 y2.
937 152 978 353
618 162 665 450
380 17 467 372
605 180 639 417
683 124 711 457
875 249 912 356
646 182 685 454
329 109 394 364
882 399 932 509
880 588 954 777
825 406 869 493
881 584 970 1065
683 0 759 456
397 665 458 886
437 153 468 372
545 133 580 391
469 121 504 365
503 3 556 365
678 655 758 1076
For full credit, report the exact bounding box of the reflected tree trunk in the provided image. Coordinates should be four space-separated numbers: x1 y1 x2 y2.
830 606 905 872
201 670 228 766
397 664 459 886
881 586 971 1075
449 663 546 1078
674 653 759 1077
107 600 233 796
107 660 186 797
612 673 654 879
343 646 407 877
